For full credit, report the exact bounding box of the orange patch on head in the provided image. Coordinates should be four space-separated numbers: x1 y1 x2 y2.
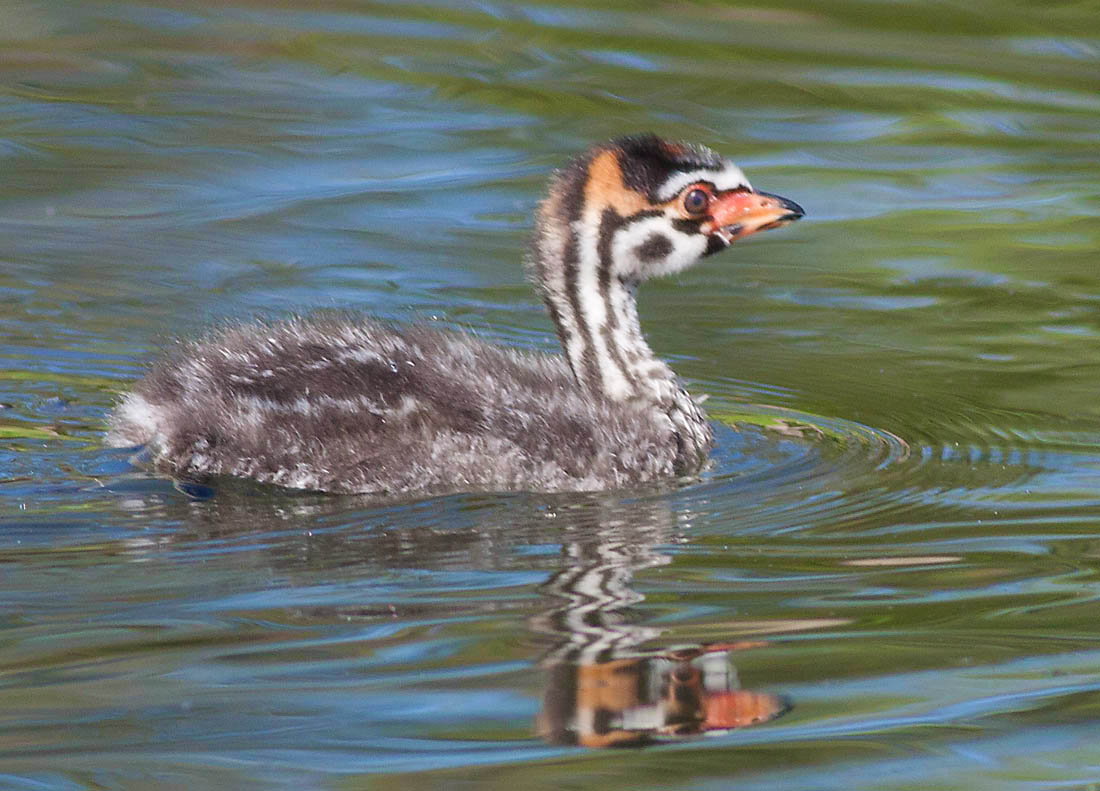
583 150 652 217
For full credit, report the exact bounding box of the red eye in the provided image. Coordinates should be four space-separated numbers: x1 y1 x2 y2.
683 188 709 216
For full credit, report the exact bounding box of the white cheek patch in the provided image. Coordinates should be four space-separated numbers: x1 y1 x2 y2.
612 214 708 279
655 162 751 202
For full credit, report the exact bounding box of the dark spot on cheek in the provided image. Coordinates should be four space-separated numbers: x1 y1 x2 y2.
636 233 673 262
704 234 728 256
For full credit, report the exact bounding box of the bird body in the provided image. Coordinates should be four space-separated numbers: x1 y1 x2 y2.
107 135 803 495
108 316 699 493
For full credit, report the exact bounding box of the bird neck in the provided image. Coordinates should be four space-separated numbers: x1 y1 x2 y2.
530 172 713 472
537 207 676 405
536 221 713 471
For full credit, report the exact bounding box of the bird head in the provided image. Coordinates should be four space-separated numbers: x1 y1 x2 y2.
534 134 803 284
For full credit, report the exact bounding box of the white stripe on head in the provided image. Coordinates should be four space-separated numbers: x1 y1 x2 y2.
655 163 751 202
612 214 708 279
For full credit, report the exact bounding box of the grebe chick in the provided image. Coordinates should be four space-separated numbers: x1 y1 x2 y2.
107 135 803 495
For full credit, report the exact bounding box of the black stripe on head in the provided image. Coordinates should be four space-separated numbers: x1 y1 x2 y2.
612 134 723 200
558 158 600 385
597 207 624 296
550 148 596 228
624 208 665 223
671 217 703 235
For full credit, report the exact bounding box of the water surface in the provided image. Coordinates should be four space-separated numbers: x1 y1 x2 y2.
2 1 1100 788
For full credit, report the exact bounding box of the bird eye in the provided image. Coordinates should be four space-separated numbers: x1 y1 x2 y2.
682 188 709 216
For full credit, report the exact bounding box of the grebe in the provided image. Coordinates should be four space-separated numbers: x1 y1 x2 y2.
107 135 803 494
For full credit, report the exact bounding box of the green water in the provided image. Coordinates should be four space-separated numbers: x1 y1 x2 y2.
2 1 1099 788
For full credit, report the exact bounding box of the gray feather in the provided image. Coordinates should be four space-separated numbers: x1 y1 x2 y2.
106 315 694 494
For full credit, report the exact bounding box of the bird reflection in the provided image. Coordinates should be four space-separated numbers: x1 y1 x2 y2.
538 644 787 747
109 476 790 748
532 502 788 747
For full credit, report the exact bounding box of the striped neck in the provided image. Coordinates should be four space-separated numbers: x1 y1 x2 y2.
547 205 674 403
531 152 675 404
530 151 713 471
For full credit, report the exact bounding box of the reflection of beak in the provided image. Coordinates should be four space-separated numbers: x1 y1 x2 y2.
704 189 804 244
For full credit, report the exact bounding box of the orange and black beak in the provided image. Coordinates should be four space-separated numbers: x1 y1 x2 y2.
703 189 804 245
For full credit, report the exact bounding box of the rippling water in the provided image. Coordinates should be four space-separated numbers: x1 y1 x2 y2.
2 1 1100 788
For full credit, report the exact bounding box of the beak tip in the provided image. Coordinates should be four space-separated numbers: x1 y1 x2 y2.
782 198 805 221
758 191 804 222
